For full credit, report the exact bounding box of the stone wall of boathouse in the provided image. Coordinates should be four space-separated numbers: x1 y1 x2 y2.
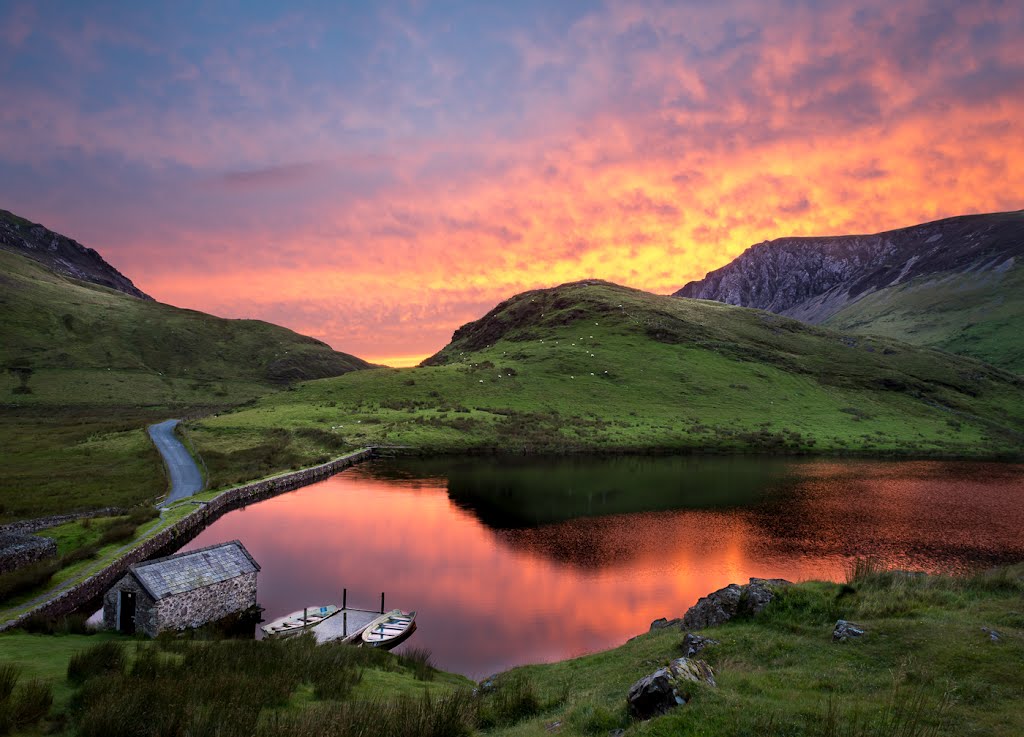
154 572 258 635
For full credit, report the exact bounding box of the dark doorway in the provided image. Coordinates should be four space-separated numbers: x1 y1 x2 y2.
119 591 136 634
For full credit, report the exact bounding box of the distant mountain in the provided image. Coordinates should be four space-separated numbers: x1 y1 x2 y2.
0 209 151 300
675 211 1024 372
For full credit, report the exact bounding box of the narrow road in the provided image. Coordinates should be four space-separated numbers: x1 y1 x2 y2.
147 419 204 504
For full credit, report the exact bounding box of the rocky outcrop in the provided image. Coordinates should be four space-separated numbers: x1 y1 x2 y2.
675 210 1023 324
0 208 151 299
832 620 866 643
627 658 716 719
682 577 791 630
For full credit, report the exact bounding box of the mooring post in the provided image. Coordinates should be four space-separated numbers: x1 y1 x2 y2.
343 611 347 637
303 607 308 624
342 588 347 609
380 592 385 614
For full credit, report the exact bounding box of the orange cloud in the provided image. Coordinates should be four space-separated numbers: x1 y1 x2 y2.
2 1 1021 363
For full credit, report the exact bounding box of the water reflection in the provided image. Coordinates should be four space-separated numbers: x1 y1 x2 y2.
180 456 1024 678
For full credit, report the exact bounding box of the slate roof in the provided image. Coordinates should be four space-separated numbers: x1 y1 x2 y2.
129 540 260 600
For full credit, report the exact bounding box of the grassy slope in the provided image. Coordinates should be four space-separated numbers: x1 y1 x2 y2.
825 263 1024 374
0 249 371 522
486 565 1024 737
189 280 1024 487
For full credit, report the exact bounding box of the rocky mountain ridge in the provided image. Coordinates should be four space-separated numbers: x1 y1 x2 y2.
0 208 151 300
675 210 1022 324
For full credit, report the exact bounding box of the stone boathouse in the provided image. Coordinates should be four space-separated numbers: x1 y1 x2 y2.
103 540 259 637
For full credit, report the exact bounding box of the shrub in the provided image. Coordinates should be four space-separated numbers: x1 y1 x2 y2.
396 647 436 681
0 559 60 602
98 522 138 546
0 664 18 702
67 641 125 683
22 613 93 635
476 671 541 728
8 679 52 727
60 543 100 566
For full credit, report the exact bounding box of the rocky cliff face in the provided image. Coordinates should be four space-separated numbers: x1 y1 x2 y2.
675 211 1023 323
0 209 151 300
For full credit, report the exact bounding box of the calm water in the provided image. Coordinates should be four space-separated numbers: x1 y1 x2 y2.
180 456 1024 678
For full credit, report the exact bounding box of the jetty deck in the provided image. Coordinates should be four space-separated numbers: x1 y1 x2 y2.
310 607 382 643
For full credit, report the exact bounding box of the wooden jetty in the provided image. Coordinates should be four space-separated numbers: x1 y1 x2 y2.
298 589 409 645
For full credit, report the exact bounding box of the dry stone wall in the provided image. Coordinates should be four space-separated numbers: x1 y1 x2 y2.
1 448 373 631
0 533 57 574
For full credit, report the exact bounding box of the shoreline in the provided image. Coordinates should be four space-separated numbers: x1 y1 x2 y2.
0 448 375 631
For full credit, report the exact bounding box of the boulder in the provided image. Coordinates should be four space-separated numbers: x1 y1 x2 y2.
681 578 791 630
627 658 716 719
681 583 743 630
832 620 866 643
680 633 719 658
649 617 682 631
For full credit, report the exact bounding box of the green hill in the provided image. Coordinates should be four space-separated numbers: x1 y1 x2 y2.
188 280 1024 488
0 245 371 521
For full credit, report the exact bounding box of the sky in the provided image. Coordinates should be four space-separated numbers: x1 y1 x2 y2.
1 1 1022 366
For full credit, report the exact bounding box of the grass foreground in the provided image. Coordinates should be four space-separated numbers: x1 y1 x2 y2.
0 562 1021 736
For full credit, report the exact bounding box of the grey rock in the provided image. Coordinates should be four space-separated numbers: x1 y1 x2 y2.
649 617 682 631
833 620 866 643
681 583 743 630
680 633 719 657
627 657 716 719
682 577 791 630
982 627 1002 643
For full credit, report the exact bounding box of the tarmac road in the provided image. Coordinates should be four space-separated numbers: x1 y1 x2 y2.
147 419 204 504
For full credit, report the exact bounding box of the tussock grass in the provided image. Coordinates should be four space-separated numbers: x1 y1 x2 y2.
0 663 53 735
68 635 470 737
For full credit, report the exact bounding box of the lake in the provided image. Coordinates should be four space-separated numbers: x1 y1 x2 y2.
179 456 1024 678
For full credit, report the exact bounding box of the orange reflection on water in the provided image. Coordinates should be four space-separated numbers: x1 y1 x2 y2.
182 459 1024 677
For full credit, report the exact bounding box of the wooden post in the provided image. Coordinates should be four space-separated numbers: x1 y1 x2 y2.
342 588 347 609
380 592 385 614
303 607 308 624
343 611 347 637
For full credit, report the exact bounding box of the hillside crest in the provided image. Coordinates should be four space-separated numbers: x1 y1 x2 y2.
0 209 151 300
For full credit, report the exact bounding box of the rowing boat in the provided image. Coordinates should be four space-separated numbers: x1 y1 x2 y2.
360 609 417 648
261 605 340 636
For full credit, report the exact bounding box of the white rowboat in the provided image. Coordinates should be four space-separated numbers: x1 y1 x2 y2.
261 605 340 636
360 609 417 648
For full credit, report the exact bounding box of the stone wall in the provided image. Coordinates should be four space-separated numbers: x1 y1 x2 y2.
0 448 374 631
0 507 124 536
154 573 257 635
0 533 57 575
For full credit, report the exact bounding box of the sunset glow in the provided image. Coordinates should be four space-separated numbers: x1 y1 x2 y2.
1 1 1021 363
